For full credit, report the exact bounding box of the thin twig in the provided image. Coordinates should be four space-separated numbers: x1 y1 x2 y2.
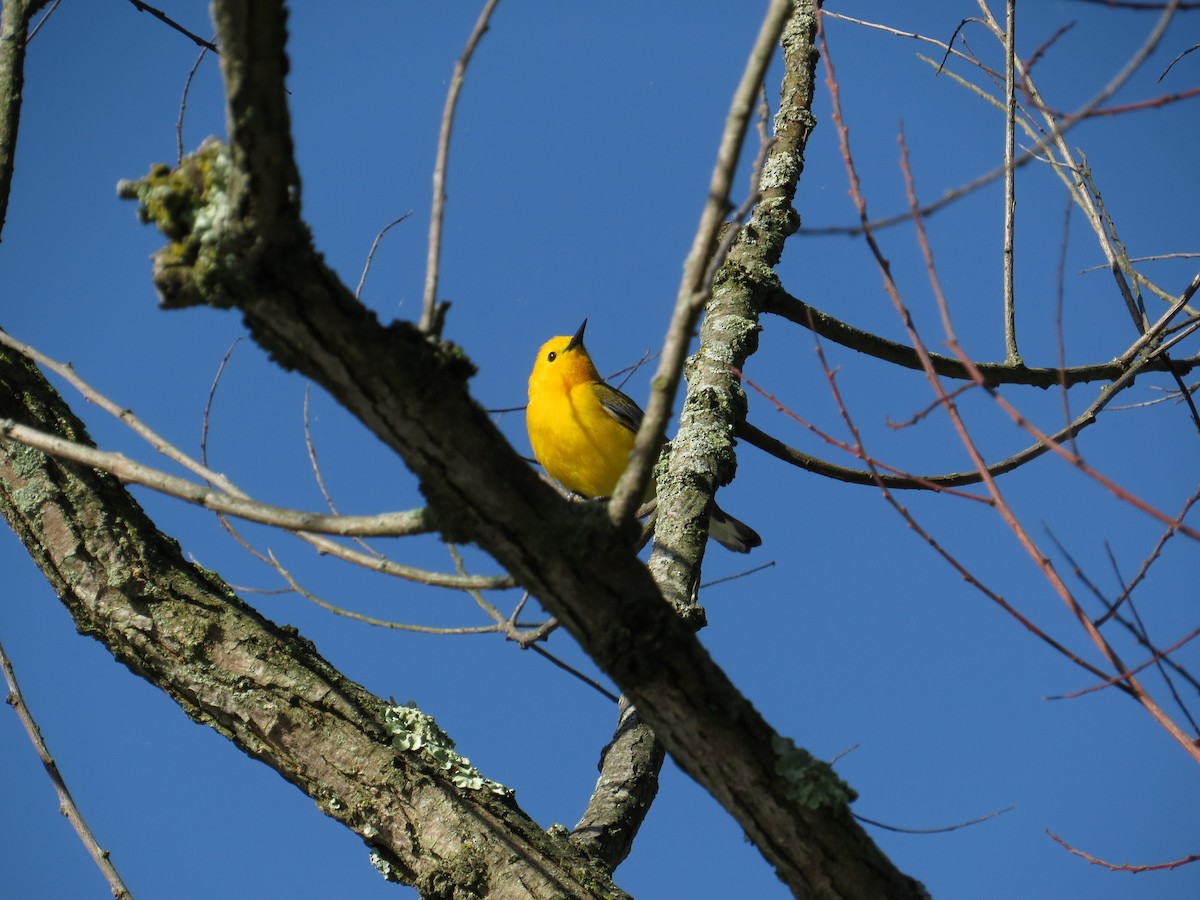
1054 192 1076 453
420 0 501 335
24 0 60 43
1079 253 1200 274
0 416 433 537
444 546 612 700
126 0 219 53
820 9 996 79
269 551 497 634
1 640 134 899
303 384 385 559
609 0 793 527
857 804 1014 835
177 38 215 165
891 119 1200 760
1159 42 1199 81
1049 625 1200 700
1047 830 1200 872
525 645 620 704
1095 488 1200 625
699 559 777 589
357 212 412 300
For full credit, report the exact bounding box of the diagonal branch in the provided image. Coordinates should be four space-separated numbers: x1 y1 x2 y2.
0 343 622 900
1 640 133 900
609 0 795 529
106 2 928 895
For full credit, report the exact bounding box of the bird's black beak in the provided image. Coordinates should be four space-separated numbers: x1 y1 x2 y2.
566 319 588 353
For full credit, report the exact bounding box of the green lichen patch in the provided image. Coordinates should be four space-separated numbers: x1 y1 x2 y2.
384 703 511 796
117 138 249 309
773 735 857 810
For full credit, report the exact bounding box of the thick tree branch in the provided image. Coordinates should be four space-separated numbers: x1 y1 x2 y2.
0 345 622 900
570 700 665 868
106 2 928 895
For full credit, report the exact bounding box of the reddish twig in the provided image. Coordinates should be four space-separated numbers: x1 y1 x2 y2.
1095 489 1200 625
1049 624 1200 699
734 366 989 504
1047 830 1200 872
820 22 1200 754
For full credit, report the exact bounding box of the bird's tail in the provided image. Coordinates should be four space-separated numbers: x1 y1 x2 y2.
708 505 761 554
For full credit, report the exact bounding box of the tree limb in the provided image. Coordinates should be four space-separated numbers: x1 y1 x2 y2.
0 0 50 241
0 344 622 900
105 2 929 895
764 285 1200 386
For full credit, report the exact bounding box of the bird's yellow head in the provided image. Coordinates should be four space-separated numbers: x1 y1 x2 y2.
528 319 601 398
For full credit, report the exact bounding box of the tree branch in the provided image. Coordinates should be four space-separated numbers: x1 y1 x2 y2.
0 0 50 241
1 640 133 900
609 0 794 529
421 0 501 336
105 2 929 895
0 343 622 900
764 284 1200 386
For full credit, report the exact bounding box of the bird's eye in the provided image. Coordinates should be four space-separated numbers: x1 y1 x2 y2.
547 351 557 362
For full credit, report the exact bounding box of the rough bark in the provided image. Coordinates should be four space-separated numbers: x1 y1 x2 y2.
0 0 930 896
570 699 665 868
0 344 626 900
117 2 931 896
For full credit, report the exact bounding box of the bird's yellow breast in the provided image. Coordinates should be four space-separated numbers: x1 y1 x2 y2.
527 379 635 498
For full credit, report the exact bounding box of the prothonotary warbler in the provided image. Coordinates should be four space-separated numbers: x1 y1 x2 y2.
526 319 761 553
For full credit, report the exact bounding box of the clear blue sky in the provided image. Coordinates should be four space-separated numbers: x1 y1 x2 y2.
3 2 1198 898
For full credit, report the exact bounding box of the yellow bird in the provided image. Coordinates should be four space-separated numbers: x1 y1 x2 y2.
526 320 760 553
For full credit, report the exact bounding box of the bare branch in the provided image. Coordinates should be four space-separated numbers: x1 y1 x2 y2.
610 0 794 529
177 39 214 165
126 0 219 53
0 416 433 538
358 212 412 301
0 0 52 240
855 804 1015 835
1 640 134 900
893 124 1200 761
421 0 502 336
1047 830 1200 873
1159 41 1200 81
269 550 499 634
763 286 1200 385
23 0 59 43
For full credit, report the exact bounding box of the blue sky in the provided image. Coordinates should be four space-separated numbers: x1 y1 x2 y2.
2 2 1199 898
